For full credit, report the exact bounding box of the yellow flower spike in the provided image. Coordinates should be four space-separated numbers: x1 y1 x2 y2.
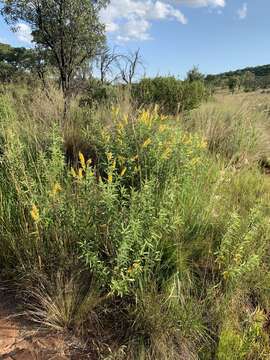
200 139 208 149
159 124 167 133
70 167 77 178
101 129 110 143
79 151 86 171
162 148 172 160
190 157 200 166
123 114 128 125
31 204 40 222
108 173 113 184
86 158 92 166
139 109 152 126
106 152 113 162
120 167 127 177
51 182 62 197
112 105 120 118
112 160 116 170
142 138 152 148
117 122 124 133
78 168 84 180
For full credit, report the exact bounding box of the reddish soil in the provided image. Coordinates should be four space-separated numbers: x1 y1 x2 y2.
0 293 72 360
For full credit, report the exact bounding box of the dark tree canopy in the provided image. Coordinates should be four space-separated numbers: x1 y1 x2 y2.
1 0 109 97
186 66 204 83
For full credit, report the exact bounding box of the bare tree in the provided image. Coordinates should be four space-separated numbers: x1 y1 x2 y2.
96 46 120 84
117 49 144 85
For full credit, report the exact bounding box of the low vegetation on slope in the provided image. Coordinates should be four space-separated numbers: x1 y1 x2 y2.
1 87 270 359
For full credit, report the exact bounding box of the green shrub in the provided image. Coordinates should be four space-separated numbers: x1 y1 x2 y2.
80 79 119 108
132 76 207 114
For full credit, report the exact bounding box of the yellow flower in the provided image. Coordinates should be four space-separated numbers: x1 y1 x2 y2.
190 157 200 166
78 168 83 180
162 147 172 160
142 138 152 148
51 182 62 197
123 114 128 125
112 105 120 118
159 124 167 133
31 204 40 222
108 173 113 184
182 133 192 145
139 110 150 125
200 139 208 149
71 167 77 178
101 129 110 142
112 160 116 170
79 151 86 170
87 158 92 166
117 122 124 133
106 152 113 161
120 167 127 177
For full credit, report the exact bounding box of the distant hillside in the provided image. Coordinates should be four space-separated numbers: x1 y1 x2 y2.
205 64 270 89
207 64 270 79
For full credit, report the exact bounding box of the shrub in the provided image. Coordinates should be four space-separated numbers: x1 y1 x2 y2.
80 79 119 108
132 76 207 114
0 94 211 358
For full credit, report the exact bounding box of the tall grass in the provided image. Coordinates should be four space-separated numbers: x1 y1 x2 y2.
1 87 270 359
183 95 270 166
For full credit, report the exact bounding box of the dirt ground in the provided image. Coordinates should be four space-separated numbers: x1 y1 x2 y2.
0 291 79 360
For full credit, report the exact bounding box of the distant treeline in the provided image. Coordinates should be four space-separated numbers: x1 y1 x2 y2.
206 64 270 91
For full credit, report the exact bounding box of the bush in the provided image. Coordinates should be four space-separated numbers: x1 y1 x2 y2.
132 76 207 114
80 78 119 108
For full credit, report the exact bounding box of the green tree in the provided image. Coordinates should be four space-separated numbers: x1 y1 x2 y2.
0 42 32 82
228 76 239 94
242 71 256 92
186 66 205 82
1 0 108 101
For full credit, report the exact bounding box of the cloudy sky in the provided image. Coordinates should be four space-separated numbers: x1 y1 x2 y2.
0 0 268 77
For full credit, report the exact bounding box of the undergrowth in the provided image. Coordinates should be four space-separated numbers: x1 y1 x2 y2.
0 88 270 359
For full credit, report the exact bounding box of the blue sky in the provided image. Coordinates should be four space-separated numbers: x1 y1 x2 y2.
0 0 269 78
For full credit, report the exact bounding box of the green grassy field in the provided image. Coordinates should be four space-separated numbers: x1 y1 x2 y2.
1 86 270 359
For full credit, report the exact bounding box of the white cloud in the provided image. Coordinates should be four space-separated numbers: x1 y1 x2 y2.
175 0 225 7
100 0 188 42
117 18 152 42
15 23 32 44
101 0 225 42
237 3 247 20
